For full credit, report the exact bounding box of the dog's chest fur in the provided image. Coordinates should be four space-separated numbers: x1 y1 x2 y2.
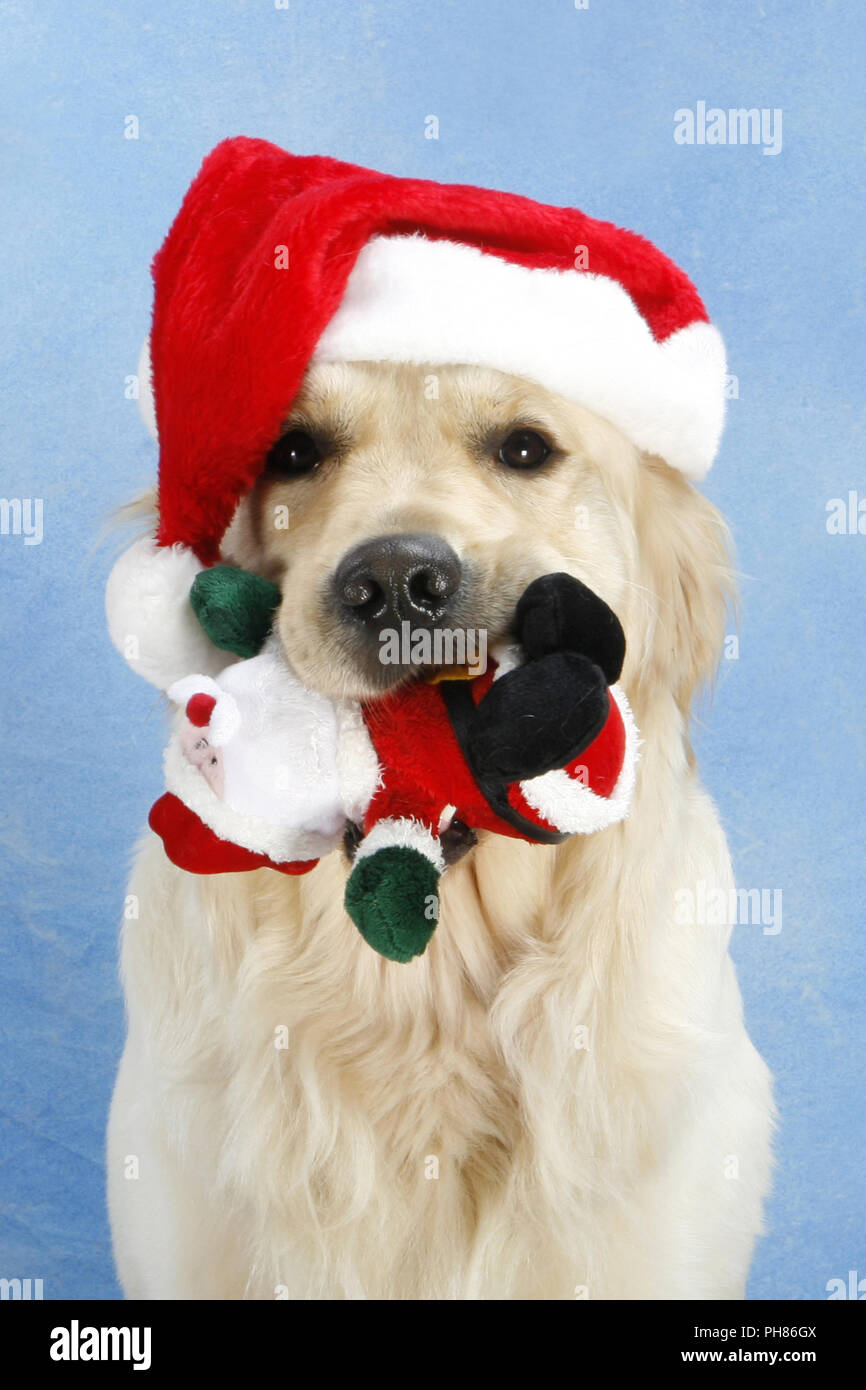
114 731 772 1300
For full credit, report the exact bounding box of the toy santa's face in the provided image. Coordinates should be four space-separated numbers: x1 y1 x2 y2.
180 724 225 798
224 361 636 704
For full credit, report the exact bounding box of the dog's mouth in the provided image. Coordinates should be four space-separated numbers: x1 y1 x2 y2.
320 618 500 699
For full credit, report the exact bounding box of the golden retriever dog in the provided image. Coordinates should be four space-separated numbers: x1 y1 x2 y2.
107 359 774 1300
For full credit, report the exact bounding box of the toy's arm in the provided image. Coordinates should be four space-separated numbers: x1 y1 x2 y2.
465 650 610 784
465 572 627 785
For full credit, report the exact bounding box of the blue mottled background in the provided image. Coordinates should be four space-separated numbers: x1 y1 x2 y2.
0 0 863 1300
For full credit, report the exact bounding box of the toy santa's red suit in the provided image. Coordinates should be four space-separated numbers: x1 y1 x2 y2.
102 135 726 960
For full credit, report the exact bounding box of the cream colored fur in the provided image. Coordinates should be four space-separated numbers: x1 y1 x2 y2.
108 363 774 1299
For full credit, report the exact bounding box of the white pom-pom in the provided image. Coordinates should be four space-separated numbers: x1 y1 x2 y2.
105 536 229 690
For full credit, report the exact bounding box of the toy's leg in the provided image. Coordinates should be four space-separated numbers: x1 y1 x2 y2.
344 797 445 963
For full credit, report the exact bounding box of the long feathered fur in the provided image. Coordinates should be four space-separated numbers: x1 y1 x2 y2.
107 364 773 1300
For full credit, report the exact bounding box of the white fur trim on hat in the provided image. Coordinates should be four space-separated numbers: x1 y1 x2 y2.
518 684 642 835
353 817 446 873
137 336 157 441
313 235 726 479
105 536 231 691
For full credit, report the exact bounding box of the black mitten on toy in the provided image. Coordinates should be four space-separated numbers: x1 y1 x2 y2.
464 573 626 785
514 572 626 680
464 650 610 784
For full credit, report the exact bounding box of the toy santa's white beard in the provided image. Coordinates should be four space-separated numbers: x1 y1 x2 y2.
164 642 354 865
212 649 344 836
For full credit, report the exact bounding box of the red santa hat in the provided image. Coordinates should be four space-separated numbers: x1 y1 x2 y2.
107 136 727 688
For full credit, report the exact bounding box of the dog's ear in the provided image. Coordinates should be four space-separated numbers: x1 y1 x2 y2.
630 458 735 719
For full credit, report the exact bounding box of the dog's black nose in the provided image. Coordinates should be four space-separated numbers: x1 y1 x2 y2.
334 533 462 629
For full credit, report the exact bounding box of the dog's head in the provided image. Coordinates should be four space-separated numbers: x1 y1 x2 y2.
224 360 732 716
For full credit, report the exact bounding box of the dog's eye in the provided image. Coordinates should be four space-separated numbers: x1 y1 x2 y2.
265 428 323 477
497 429 552 471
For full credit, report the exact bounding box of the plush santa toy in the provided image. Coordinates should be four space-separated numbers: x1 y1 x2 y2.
106 136 727 959
143 565 638 961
